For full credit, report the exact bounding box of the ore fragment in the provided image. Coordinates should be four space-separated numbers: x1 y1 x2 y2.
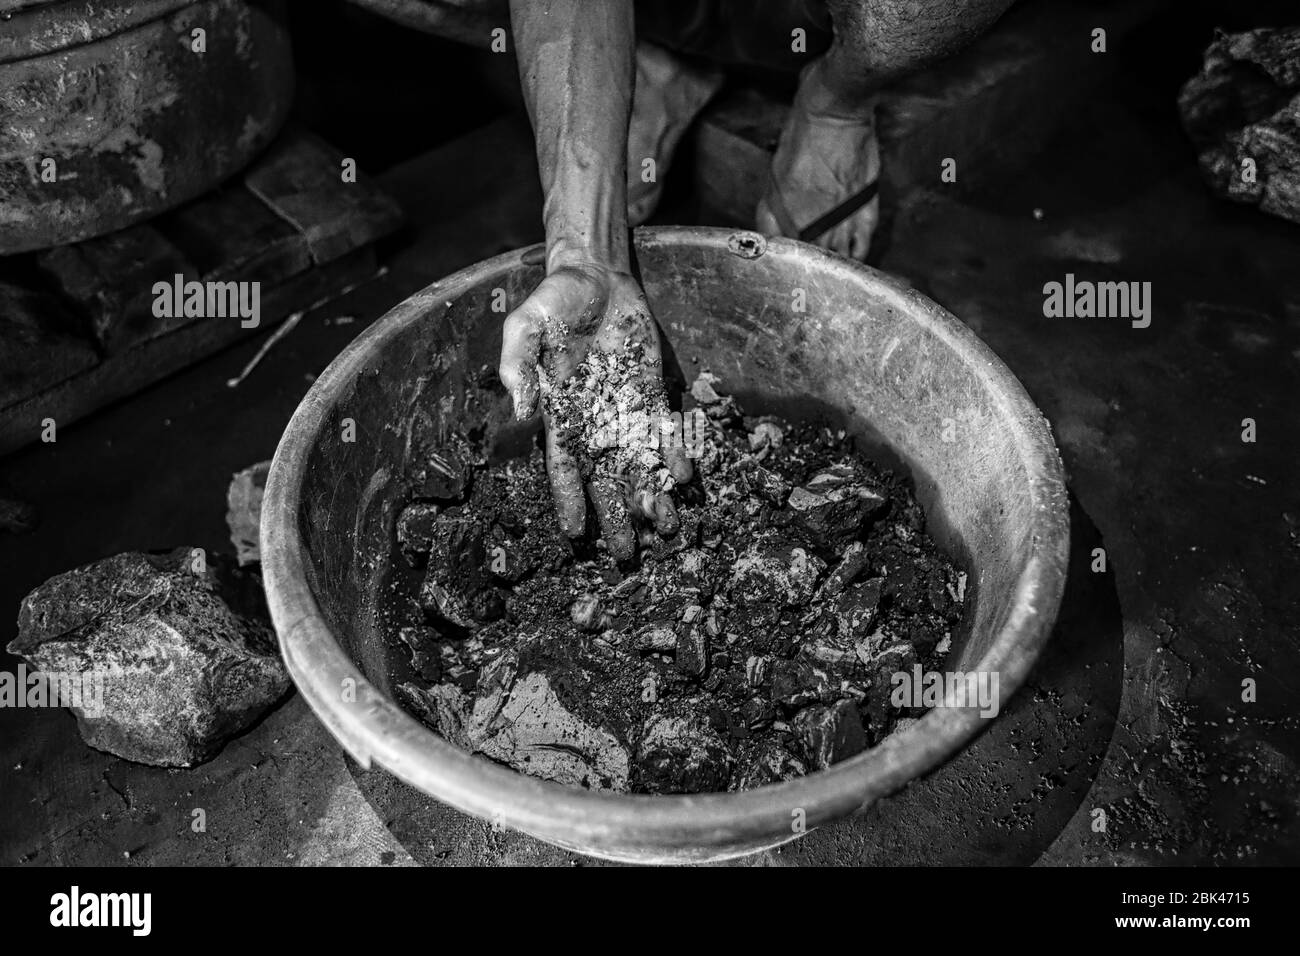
636 708 734 794
396 502 441 566
786 465 887 543
675 625 709 677
418 512 504 628
794 699 868 770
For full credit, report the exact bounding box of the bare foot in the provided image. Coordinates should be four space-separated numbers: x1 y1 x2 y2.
626 42 724 226
756 60 881 260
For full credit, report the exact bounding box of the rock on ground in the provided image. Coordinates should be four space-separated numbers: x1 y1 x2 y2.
1179 27 1300 224
8 548 289 767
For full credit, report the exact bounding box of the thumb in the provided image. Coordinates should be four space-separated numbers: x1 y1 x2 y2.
499 300 544 420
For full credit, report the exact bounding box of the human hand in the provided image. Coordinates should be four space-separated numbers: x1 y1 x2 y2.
498 260 694 560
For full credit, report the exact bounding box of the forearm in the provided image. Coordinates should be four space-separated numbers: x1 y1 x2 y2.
509 0 634 273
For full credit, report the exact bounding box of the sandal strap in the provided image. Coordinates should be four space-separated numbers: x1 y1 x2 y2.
795 178 879 243
765 173 880 245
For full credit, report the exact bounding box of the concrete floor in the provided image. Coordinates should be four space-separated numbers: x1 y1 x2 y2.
2 62 1297 866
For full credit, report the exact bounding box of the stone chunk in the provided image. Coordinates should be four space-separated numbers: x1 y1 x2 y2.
633 624 678 653
740 696 776 729
689 371 740 421
396 502 441 566
7 548 289 767
398 681 472 750
770 657 828 709
745 654 770 688
794 700 868 770
800 625 858 667
735 740 806 790
820 541 871 598
675 625 709 677
786 464 887 543
398 625 443 681
834 578 883 638
1178 27 1300 225
728 542 825 608
737 460 791 506
567 593 603 632
636 705 734 794
226 460 270 566
473 667 630 791
418 512 504 629
747 421 784 455
410 436 474 501
402 653 632 791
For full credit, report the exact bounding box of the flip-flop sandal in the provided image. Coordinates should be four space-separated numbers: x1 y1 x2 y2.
764 172 880 245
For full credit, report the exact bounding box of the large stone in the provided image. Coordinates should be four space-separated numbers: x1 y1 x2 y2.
1178 27 1300 224
474 669 629 791
7 548 289 767
403 652 630 791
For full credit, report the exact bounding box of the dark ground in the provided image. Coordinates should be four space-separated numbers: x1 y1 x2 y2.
1 2 1297 865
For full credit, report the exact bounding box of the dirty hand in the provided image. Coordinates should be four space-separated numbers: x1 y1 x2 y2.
499 261 693 560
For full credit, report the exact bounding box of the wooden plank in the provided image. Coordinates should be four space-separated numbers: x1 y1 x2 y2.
0 276 99 410
0 249 378 457
36 186 308 356
245 130 406 266
154 184 311 285
34 126 401 356
5 125 405 454
36 224 199 355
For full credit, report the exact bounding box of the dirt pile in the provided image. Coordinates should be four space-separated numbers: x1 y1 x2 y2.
383 374 966 794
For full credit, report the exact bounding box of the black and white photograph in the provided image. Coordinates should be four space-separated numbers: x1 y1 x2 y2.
0 0 1296 920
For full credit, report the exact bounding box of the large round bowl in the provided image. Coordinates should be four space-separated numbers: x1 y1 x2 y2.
261 226 1070 864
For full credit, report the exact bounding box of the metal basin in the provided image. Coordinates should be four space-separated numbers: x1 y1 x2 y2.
261 226 1070 864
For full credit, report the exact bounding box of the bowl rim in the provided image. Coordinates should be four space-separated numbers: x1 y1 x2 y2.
261 225 1070 859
